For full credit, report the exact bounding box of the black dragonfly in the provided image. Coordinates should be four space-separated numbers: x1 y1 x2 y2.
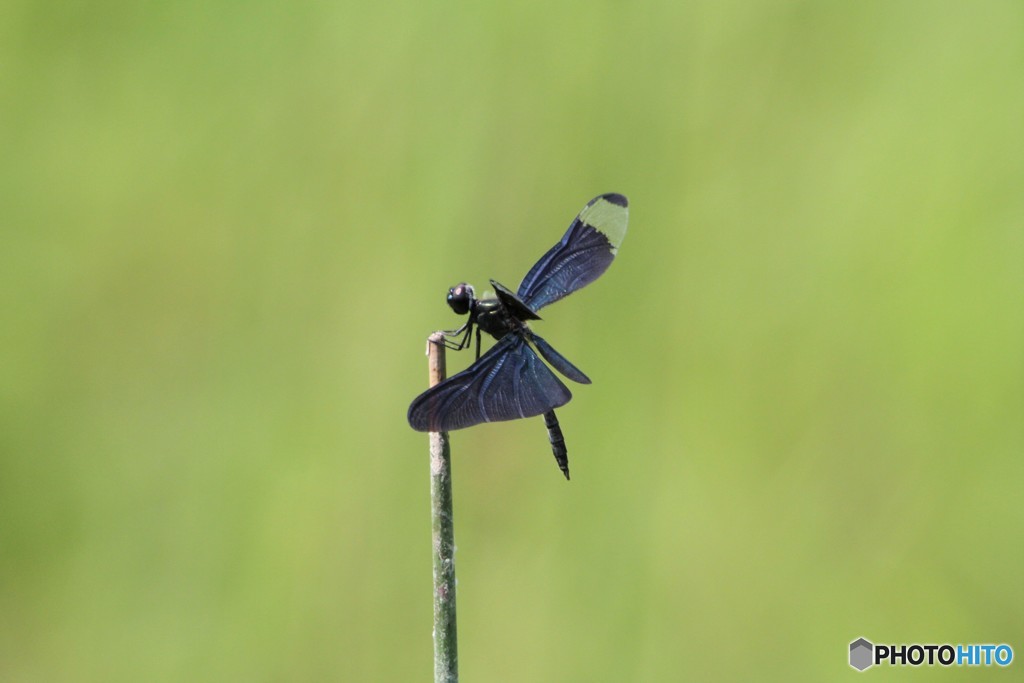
407 193 629 479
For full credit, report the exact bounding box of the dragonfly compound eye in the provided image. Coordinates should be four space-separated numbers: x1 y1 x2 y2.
446 283 474 315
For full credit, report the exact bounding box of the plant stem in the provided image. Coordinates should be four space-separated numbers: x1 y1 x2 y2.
427 332 458 683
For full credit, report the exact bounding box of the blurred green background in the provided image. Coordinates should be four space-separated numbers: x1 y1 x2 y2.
2 1 1022 680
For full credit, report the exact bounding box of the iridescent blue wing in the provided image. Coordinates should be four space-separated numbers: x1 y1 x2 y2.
528 332 591 384
517 193 629 312
408 335 572 432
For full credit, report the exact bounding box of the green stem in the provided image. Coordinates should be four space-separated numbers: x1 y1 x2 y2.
427 332 458 682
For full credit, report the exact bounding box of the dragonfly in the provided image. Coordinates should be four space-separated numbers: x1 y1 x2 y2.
407 193 629 479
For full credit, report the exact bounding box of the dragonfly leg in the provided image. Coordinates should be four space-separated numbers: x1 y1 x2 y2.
434 322 473 352
440 321 467 337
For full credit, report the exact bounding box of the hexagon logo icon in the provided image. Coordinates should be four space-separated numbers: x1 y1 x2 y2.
850 637 874 671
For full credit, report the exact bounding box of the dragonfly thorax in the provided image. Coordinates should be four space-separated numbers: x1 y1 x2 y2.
472 296 520 341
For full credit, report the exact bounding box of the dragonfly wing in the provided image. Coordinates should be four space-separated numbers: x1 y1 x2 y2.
517 193 628 312
529 332 591 384
408 335 572 432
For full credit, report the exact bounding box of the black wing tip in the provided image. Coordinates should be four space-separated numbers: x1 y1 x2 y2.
407 399 435 432
407 409 428 432
595 193 628 208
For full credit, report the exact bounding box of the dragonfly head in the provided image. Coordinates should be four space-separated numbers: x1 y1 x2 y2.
446 283 475 316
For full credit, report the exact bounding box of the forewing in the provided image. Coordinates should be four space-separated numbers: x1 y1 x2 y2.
407 335 572 432
517 193 628 311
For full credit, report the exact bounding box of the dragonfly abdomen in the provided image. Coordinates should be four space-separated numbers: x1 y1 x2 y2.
543 410 570 480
